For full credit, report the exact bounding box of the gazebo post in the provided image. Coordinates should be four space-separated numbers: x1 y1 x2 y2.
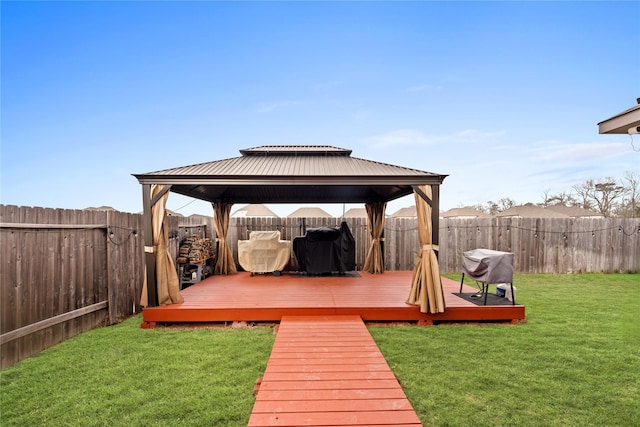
412 184 441 259
141 184 158 307
430 184 440 259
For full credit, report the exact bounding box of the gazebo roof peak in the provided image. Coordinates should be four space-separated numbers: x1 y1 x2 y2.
240 145 352 156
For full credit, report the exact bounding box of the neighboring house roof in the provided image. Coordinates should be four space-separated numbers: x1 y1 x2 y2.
545 205 603 218
495 205 569 218
231 204 279 218
390 206 417 218
133 145 447 205
342 207 367 218
85 206 116 211
441 207 491 219
598 99 640 134
287 207 332 218
188 213 212 220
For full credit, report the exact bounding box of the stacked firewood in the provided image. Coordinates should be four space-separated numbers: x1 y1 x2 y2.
177 236 214 264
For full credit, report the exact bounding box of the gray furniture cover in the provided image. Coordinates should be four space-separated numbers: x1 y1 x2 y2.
292 221 355 274
462 249 513 284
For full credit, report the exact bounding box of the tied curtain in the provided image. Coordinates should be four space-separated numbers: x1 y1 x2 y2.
140 184 183 307
363 201 386 274
213 202 237 275
406 185 446 313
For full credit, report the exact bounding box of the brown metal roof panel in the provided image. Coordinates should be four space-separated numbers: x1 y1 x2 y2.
138 150 444 179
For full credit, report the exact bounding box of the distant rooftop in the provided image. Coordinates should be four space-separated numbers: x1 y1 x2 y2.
441 207 491 218
390 206 417 218
496 205 569 218
545 205 603 218
231 204 279 218
287 207 332 218
342 207 367 218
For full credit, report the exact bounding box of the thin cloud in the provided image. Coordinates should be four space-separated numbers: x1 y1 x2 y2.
366 128 506 149
406 83 443 93
535 141 630 162
352 110 370 121
255 100 304 113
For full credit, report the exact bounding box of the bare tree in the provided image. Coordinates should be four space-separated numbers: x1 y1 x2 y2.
484 197 515 215
541 190 578 207
617 171 640 217
572 177 625 217
498 197 516 211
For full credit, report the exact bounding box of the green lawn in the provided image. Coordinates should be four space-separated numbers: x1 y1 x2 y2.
1 273 638 426
371 273 640 426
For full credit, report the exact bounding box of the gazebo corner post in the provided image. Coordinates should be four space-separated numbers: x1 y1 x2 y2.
431 184 440 260
407 183 446 314
142 184 158 307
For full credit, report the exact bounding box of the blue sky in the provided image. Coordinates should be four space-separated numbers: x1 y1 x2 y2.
2 1 639 217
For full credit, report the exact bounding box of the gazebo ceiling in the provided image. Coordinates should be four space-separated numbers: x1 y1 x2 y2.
134 145 447 205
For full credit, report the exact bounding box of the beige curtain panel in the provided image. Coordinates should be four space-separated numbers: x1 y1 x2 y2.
406 185 446 313
363 201 386 274
213 202 238 275
140 184 184 307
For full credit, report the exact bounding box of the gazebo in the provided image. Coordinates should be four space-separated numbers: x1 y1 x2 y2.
133 145 447 314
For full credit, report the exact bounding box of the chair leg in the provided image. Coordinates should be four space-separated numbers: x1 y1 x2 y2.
459 273 465 293
510 282 516 305
483 283 489 305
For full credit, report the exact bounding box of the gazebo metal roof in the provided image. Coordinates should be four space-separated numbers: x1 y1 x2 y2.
133 145 447 204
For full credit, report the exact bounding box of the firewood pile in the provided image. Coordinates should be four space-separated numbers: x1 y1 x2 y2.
177 235 214 264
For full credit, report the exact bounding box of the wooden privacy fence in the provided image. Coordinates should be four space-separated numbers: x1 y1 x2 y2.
0 205 217 368
436 217 639 274
0 205 146 368
230 216 640 274
1 204 638 368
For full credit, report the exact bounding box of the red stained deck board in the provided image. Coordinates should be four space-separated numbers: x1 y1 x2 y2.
249 316 421 427
264 364 391 373
254 388 409 401
265 356 389 366
248 410 421 426
262 371 397 382
142 271 525 325
252 398 414 413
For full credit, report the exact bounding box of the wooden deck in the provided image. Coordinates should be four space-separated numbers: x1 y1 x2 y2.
141 271 525 327
249 315 422 427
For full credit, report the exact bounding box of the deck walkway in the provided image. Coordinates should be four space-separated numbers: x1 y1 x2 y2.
249 315 422 427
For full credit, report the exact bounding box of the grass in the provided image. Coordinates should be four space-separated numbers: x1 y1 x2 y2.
0 322 276 426
370 273 640 426
1 273 638 426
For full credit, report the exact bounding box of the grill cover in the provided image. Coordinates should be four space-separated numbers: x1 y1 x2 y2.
238 231 291 273
462 249 513 284
293 221 356 274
